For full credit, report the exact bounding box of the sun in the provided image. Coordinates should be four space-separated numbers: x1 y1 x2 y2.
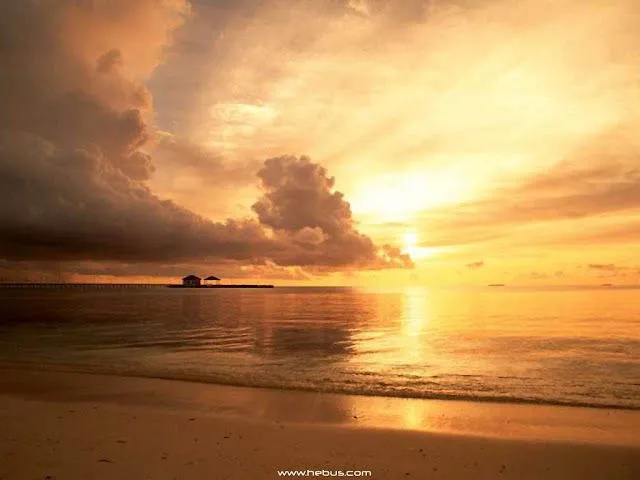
403 231 419 250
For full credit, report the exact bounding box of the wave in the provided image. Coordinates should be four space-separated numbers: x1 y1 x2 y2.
1 359 638 412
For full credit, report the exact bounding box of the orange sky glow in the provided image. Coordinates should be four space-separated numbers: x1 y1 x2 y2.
2 0 640 286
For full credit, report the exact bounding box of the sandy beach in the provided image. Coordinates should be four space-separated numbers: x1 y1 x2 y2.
0 368 638 480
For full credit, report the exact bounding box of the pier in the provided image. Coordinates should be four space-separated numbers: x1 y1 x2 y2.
167 284 274 289
0 283 165 289
0 283 274 290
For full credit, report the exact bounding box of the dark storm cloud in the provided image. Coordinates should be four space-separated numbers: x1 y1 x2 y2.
0 1 410 271
0 134 408 267
0 130 270 262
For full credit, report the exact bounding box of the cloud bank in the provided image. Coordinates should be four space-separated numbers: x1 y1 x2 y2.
0 0 410 275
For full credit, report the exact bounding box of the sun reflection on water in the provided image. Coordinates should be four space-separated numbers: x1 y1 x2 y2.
399 288 431 365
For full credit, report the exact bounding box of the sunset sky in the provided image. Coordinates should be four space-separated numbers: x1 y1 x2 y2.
1 0 640 286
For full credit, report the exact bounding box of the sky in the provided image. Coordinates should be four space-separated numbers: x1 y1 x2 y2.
1 0 640 286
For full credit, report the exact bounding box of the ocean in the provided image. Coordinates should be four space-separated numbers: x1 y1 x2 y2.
0 286 638 410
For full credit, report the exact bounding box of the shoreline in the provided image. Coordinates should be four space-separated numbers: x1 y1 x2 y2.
1 368 639 479
1 366 639 444
1 361 637 413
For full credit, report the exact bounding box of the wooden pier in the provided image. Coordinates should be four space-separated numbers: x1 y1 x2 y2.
167 284 274 289
0 283 165 289
0 283 274 289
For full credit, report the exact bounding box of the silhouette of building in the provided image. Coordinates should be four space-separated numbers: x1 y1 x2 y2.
182 275 201 287
204 275 221 286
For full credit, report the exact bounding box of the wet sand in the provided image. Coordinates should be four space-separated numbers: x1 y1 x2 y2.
0 368 638 479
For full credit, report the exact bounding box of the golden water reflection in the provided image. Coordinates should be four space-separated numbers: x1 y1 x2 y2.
351 287 440 374
2 286 639 410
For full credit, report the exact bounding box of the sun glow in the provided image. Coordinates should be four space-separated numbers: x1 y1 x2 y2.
402 231 444 261
349 170 472 222
153 0 640 286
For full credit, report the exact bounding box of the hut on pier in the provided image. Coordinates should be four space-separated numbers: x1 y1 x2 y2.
182 275 202 287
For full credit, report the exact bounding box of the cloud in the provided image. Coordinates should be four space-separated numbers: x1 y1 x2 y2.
415 128 640 250
0 131 271 262
254 156 355 236
149 0 640 262
525 272 548 280
587 264 618 271
583 263 637 279
0 258 314 283
0 132 407 268
0 1 410 274
152 132 258 188
466 261 485 269
13 252 412 284
0 0 183 188
148 132 260 217
440 163 640 231
252 155 413 268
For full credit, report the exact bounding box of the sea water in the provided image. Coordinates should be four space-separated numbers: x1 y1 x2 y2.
0 286 638 409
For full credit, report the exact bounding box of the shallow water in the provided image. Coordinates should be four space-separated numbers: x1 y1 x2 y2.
0 286 638 409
